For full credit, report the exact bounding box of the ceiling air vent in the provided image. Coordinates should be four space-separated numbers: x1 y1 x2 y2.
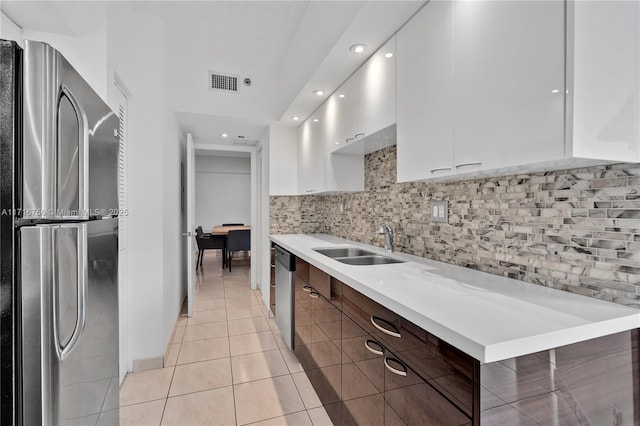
209 71 238 93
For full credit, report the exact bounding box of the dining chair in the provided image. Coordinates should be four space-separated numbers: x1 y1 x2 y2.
226 229 250 272
195 226 226 270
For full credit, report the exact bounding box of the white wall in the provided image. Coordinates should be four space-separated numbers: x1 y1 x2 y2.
269 124 298 195
0 11 108 102
195 155 251 232
259 131 271 310
162 109 184 346
1 11 23 46
107 3 183 369
22 27 108 102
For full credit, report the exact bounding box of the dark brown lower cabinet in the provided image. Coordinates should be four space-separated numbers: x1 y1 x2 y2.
341 282 477 421
384 355 471 426
308 290 342 415
340 314 385 425
293 274 312 370
292 260 640 425
294 265 343 424
294 260 477 425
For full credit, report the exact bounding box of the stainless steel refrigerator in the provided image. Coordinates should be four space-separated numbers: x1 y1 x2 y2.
1 40 120 425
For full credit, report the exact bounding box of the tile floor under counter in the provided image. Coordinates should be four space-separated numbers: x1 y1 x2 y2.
118 252 333 426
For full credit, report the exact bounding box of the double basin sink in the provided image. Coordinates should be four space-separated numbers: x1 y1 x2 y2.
313 247 405 266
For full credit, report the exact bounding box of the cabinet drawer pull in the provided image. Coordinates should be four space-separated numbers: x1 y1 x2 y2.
370 316 401 338
430 167 452 173
303 285 312 292
309 291 319 299
346 138 355 143
455 162 482 169
384 356 407 377
270 264 276 268
364 339 384 356
354 133 365 139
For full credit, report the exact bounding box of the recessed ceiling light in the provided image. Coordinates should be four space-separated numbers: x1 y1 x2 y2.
313 90 325 96
313 118 319 122
292 116 300 121
385 52 393 58
551 89 560 93
350 44 367 54
338 94 345 98
221 133 228 138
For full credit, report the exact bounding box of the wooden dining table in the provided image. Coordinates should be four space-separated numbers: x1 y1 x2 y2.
210 225 251 236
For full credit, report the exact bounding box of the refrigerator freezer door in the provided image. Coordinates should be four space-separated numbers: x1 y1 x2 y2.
57 51 119 217
22 41 119 221
21 220 119 425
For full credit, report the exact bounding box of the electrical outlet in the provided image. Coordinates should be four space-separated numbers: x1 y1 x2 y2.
431 200 448 223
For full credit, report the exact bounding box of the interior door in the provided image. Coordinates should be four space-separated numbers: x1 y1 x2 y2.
184 133 196 317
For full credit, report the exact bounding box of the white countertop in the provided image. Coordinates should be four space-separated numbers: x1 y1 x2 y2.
270 234 640 363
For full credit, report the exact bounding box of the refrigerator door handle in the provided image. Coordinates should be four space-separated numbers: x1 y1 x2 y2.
52 224 88 360
57 85 89 220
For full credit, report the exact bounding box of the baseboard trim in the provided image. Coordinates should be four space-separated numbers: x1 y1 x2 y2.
132 356 164 373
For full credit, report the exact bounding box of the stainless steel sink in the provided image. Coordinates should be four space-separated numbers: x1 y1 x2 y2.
313 247 376 258
336 255 405 265
313 247 405 266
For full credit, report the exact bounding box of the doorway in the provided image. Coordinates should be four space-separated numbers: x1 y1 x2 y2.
183 134 261 317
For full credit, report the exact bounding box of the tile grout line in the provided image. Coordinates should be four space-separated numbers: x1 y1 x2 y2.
240 409 311 426
158 353 178 425
166 252 311 425
223 274 241 425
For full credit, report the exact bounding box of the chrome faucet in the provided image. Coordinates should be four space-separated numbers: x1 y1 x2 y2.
377 222 394 253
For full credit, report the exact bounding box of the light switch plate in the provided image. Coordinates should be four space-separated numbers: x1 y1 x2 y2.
431 200 448 223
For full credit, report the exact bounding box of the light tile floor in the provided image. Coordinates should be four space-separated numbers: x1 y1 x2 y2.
119 252 333 426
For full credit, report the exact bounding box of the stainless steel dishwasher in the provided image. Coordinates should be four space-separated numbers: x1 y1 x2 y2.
274 245 295 350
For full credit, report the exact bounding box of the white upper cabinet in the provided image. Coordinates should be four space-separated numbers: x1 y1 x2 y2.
297 106 326 195
397 0 454 181
296 36 397 194
397 0 640 182
570 0 640 162
453 0 565 173
297 100 363 194
357 36 397 140
329 76 358 151
331 36 397 153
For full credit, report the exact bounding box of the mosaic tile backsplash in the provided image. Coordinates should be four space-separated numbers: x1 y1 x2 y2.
270 145 640 308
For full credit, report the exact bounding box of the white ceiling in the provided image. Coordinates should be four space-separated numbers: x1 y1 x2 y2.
1 1 106 36
2 1 425 145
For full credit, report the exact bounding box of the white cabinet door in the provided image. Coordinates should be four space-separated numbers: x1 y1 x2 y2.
453 0 565 172
332 37 397 154
297 109 325 195
397 0 454 182
571 0 640 162
330 76 358 152
358 36 397 139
